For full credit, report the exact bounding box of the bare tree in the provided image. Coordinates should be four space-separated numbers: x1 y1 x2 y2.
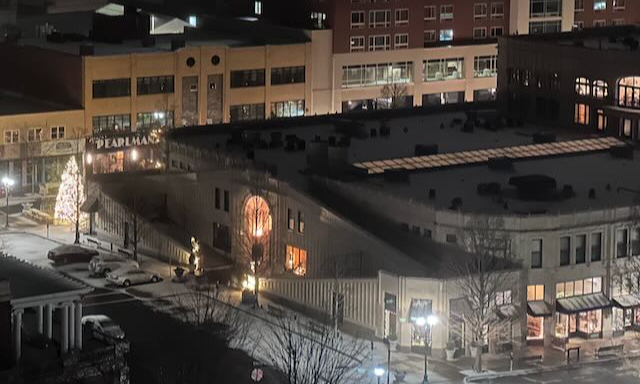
263 314 367 384
449 216 520 373
123 190 151 262
236 170 274 307
380 83 408 109
171 281 256 351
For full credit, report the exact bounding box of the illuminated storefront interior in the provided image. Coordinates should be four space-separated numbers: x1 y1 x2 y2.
285 245 307 276
554 277 608 339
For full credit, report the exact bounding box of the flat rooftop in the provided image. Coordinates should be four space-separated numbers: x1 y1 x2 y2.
170 105 640 216
0 255 90 301
504 25 640 53
0 91 77 116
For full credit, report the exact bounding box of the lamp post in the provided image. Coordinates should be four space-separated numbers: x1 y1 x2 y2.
374 367 385 384
2 176 14 228
418 315 439 383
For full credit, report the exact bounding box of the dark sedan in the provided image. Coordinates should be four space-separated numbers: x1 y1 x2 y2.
48 244 100 264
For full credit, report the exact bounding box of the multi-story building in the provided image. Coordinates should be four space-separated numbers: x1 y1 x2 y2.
91 104 640 353
498 25 640 142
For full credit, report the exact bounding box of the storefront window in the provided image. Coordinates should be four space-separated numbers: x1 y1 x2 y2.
578 310 602 334
555 313 568 337
411 323 427 347
527 315 544 340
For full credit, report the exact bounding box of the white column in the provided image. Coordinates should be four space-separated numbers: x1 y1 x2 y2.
75 302 83 350
61 304 69 354
44 304 53 339
13 309 23 362
36 305 43 334
68 302 75 350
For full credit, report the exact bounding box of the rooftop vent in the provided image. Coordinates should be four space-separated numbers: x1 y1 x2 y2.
415 144 438 156
384 169 410 183
610 144 634 159
533 132 557 144
379 125 391 136
450 197 463 210
370 128 377 137
488 157 513 171
509 174 557 201
562 184 574 198
428 189 436 199
588 188 596 199
477 182 502 196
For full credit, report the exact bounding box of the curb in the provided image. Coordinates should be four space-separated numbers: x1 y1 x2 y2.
463 353 640 383
0 230 66 245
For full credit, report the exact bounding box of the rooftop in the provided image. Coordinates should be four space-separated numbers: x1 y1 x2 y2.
0 255 91 303
169 105 640 216
0 91 77 116
504 25 640 53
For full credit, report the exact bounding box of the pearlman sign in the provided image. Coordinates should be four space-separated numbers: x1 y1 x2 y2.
94 135 160 150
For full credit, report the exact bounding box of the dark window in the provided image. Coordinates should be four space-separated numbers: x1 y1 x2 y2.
617 228 629 258
186 57 196 67
211 55 221 65
136 76 174 95
560 236 570 266
271 66 305 85
215 188 220 209
531 239 542 268
230 104 265 122
287 209 294 230
224 190 229 212
212 222 231 252
591 232 602 261
92 78 131 98
297 211 304 233
575 234 586 264
230 69 265 88
446 234 457 244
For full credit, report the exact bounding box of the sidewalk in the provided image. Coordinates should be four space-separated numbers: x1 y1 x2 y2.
5 215 640 383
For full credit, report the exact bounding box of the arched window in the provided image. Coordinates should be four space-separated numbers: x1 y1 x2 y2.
592 80 608 98
618 76 640 108
575 77 590 96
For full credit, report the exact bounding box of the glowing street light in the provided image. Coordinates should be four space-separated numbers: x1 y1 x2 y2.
421 314 439 383
2 176 14 228
374 367 385 384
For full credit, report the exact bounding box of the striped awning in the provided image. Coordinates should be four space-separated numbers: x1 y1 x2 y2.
556 293 612 314
613 295 640 309
527 301 553 317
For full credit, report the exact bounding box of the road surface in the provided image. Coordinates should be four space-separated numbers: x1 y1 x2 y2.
477 361 640 384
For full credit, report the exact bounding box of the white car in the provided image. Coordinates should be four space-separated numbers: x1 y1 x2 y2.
89 255 139 276
82 315 125 343
106 267 161 287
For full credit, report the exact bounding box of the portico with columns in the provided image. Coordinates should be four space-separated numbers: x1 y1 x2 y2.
1 256 92 365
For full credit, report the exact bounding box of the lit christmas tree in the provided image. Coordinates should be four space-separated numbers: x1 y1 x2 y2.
54 156 86 227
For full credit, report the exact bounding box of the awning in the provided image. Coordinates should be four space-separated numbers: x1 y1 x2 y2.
527 301 553 317
556 293 612 314
613 295 640 309
80 197 100 213
497 304 518 319
409 299 432 321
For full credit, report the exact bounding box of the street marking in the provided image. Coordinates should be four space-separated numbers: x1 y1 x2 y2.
84 297 138 307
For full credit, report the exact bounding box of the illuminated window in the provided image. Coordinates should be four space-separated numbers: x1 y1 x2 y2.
574 103 590 125
527 315 544 340
285 245 307 276
594 0 606 11
575 77 590 95
527 284 544 301
556 277 602 298
439 29 454 41
596 109 607 131
245 195 272 243
254 1 262 15
592 80 608 98
618 77 640 108
440 5 454 21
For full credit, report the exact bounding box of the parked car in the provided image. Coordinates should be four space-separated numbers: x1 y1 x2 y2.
88 255 139 276
106 267 161 287
48 245 99 264
82 315 125 343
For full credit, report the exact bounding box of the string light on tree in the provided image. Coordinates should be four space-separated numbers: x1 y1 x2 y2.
54 156 86 227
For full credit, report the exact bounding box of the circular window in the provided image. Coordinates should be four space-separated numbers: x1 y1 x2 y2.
211 55 220 66
186 57 196 67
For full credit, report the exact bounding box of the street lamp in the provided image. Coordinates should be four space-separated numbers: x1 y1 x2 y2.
2 176 14 228
374 367 385 384
419 315 439 383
